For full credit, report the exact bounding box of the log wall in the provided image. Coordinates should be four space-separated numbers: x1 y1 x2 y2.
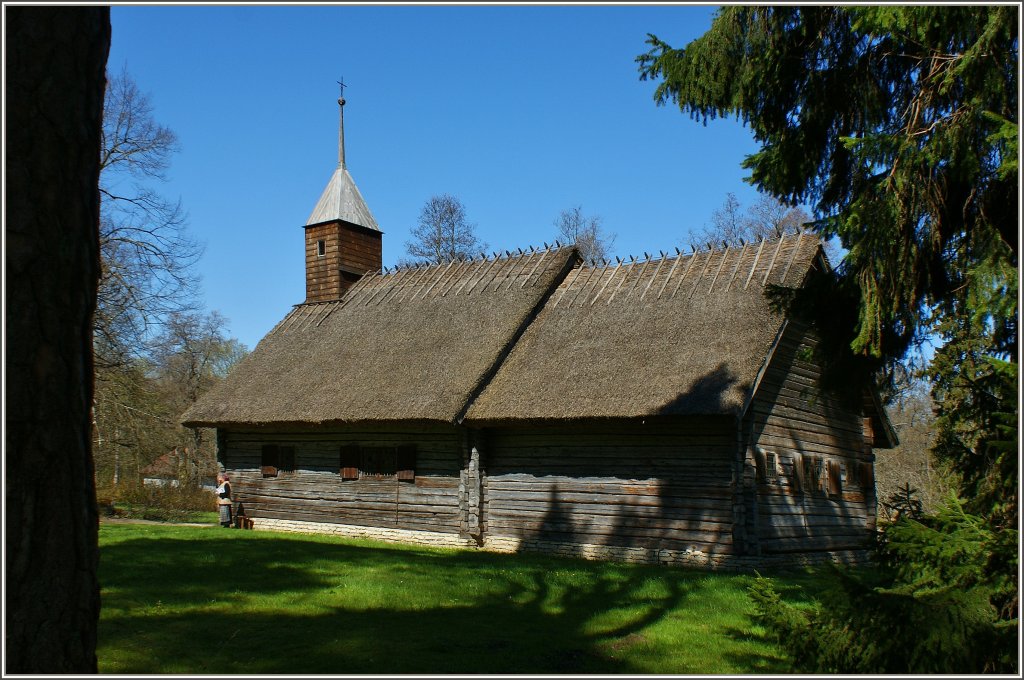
745 322 877 555
481 419 739 556
220 423 463 534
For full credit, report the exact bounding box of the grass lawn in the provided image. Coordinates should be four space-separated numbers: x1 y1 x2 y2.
98 523 829 674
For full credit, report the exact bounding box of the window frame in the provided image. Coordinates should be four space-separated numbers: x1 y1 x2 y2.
261 444 296 478
339 443 416 482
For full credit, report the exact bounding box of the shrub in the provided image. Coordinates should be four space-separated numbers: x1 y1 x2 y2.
750 498 1018 674
110 482 217 522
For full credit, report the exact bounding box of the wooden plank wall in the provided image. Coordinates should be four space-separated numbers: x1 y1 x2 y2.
305 222 341 303
746 322 876 554
337 225 382 275
304 222 382 302
221 423 463 534
482 419 739 555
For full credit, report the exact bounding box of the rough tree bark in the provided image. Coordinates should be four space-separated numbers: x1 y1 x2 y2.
5 6 111 673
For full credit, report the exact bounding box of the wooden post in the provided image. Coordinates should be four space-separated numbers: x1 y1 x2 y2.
459 429 484 544
862 417 877 532
735 420 761 557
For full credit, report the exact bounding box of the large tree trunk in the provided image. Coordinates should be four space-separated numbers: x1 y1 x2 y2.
5 7 110 673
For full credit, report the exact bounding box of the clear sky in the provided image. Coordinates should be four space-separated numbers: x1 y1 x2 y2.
108 4 770 350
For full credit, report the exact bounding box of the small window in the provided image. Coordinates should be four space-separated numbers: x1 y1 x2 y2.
261 444 295 477
317 239 326 257
765 452 778 483
812 457 824 491
340 445 359 480
339 444 416 482
361 446 396 480
846 460 864 488
396 444 416 482
261 444 278 477
278 446 295 472
754 448 778 485
800 455 823 493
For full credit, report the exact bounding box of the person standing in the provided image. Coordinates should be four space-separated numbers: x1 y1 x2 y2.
216 473 233 528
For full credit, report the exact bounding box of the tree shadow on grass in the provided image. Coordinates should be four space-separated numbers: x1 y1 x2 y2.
714 565 848 676
99 527 709 674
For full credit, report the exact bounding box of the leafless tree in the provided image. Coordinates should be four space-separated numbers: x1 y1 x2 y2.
694 192 811 248
691 192 843 263
554 205 616 263
699 192 748 246
93 311 248 491
405 194 486 264
745 194 812 240
97 66 202 369
149 311 248 486
875 375 956 518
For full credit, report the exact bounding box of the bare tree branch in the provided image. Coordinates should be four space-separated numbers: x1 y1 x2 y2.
405 194 486 264
554 205 616 263
96 67 203 368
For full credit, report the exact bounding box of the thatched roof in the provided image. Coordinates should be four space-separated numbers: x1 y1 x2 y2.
181 246 577 427
465 232 826 422
183 234 837 428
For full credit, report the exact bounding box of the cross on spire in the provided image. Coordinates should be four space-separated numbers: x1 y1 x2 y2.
336 78 346 167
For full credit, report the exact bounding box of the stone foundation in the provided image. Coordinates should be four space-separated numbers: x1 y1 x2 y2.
483 536 870 571
250 517 477 549
248 518 870 570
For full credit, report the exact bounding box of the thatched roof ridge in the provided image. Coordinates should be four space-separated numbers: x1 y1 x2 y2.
464 232 826 422
181 245 578 427
182 233 834 428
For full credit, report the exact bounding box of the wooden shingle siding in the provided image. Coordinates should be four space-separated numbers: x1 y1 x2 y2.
482 419 738 555
747 322 876 554
221 423 461 534
305 221 382 302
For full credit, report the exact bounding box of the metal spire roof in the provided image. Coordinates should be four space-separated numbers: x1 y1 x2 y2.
305 93 380 231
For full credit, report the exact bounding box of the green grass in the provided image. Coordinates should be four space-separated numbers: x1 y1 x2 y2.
98 524 832 674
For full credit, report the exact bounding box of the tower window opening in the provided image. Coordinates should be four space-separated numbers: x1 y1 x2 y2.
317 239 326 257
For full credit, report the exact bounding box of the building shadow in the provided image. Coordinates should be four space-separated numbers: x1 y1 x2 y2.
494 364 745 564
98 529 703 674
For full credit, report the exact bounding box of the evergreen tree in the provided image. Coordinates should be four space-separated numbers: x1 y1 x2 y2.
639 6 1017 368
639 7 1018 673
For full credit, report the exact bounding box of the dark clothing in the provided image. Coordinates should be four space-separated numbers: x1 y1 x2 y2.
217 480 232 527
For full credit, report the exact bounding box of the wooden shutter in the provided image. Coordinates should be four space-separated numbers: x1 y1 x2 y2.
826 459 842 496
261 444 279 477
859 461 875 490
862 416 875 447
792 452 806 493
340 445 360 480
753 447 767 483
396 444 416 482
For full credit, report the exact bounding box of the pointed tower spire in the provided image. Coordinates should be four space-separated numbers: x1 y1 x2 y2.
337 77 346 168
303 83 383 303
306 81 379 231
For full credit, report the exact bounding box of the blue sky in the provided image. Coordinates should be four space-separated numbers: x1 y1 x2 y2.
109 4 771 350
